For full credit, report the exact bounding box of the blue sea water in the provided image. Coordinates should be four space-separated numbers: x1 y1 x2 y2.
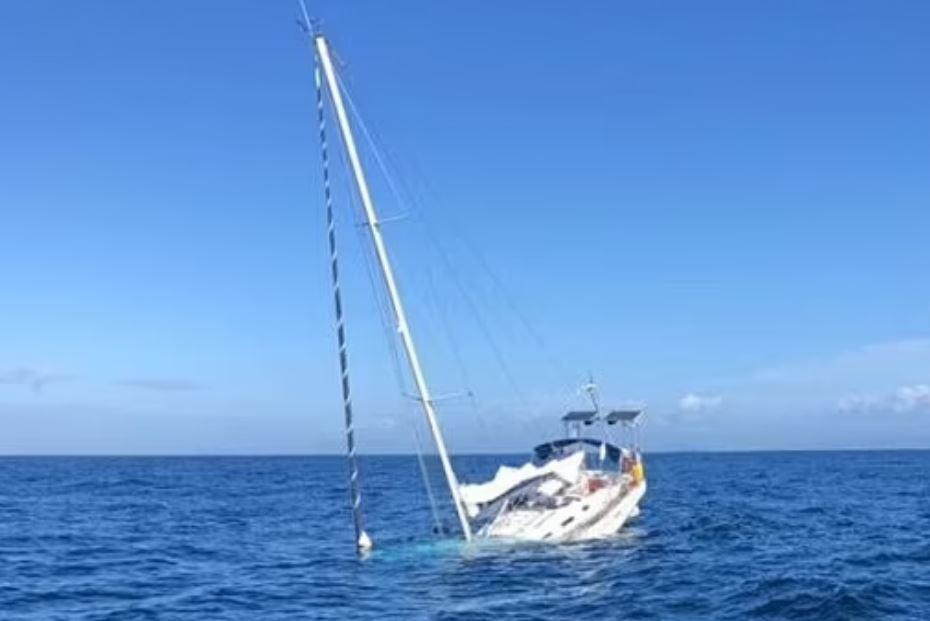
1 452 929 620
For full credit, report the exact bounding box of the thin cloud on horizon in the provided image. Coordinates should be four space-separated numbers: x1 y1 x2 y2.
115 378 206 392
0 367 75 394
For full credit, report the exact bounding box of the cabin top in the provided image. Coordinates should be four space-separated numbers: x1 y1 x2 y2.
534 437 624 463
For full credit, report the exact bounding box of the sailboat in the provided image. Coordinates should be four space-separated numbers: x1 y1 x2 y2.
300 11 647 549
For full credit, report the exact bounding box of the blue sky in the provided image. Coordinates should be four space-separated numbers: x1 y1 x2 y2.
1 1 928 454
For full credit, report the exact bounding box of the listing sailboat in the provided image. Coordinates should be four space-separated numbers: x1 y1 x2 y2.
301 13 647 550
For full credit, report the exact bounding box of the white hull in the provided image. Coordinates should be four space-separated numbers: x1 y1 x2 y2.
478 480 646 543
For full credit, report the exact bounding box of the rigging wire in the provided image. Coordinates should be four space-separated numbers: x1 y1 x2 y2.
334 61 603 446
325 79 445 536
396 142 593 431
335 74 531 414
407 163 574 391
423 268 487 439
334 72 501 435
411 423 446 535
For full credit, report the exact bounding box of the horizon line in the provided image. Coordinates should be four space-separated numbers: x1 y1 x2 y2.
1 446 929 458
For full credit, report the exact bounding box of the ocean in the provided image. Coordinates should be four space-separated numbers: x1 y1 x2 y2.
1 452 928 620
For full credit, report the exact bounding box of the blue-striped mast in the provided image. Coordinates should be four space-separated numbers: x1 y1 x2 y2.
308 20 372 552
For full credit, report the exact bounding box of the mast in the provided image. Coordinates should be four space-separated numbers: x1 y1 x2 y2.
312 60 372 552
313 34 473 541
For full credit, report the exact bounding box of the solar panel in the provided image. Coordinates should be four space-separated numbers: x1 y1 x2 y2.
605 409 643 425
562 410 598 423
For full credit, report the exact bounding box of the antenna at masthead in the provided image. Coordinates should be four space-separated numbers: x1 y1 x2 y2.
296 0 319 37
